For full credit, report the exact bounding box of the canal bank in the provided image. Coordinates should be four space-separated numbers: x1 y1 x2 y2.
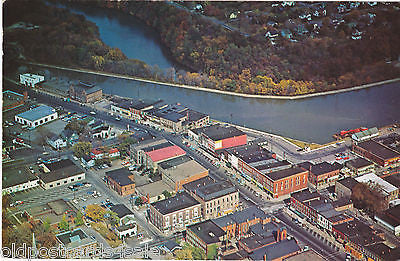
22 61 400 101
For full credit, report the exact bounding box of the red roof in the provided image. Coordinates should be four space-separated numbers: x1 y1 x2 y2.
91 148 103 155
145 145 186 163
109 148 119 154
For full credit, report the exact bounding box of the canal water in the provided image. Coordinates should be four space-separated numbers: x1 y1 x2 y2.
38 3 400 144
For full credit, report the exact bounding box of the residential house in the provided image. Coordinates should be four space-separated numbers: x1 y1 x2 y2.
60 129 79 146
92 125 111 139
91 148 104 160
47 133 67 150
81 155 95 168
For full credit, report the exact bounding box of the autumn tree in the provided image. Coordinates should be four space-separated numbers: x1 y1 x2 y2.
59 215 69 231
352 182 388 215
85 205 107 222
73 142 92 158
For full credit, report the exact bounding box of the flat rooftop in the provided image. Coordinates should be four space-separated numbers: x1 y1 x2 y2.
356 140 400 160
355 173 398 194
136 180 174 198
196 124 245 141
15 105 56 122
2 165 38 189
151 191 200 215
145 145 186 163
185 109 208 122
142 141 172 152
226 144 274 164
40 162 83 184
299 161 342 176
187 220 226 244
268 166 307 181
161 159 208 182
336 177 359 190
291 189 321 203
56 229 96 249
333 220 384 247
3 90 25 109
158 155 192 170
195 180 237 201
106 168 134 186
183 176 215 192
346 157 374 169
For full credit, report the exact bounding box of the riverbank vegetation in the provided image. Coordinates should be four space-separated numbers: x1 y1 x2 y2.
4 0 400 96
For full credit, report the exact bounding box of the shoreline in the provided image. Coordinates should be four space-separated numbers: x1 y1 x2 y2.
24 61 400 100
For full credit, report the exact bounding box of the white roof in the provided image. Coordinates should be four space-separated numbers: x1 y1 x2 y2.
355 173 397 194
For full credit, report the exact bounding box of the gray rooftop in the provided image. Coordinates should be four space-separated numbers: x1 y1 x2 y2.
195 180 237 201
195 124 245 141
16 105 56 121
213 206 269 228
356 140 400 160
151 191 200 215
56 229 96 249
3 165 38 189
187 220 226 245
250 239 300 261
268 166 307 181
106 168 134 186
226 144 275 164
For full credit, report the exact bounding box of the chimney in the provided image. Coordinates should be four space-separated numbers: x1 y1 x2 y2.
276 228 280 242
281 228 287 241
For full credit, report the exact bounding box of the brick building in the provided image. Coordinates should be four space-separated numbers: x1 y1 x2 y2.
267 167 309 199
345 157 375 176
184 176 239 219
149 191 201 233
352 140 400 167
299 161 342 189
159 155 209 191
186 220 226 256
213 206 270 240
69 83 102 103
105 168 135 196
335 177 359 199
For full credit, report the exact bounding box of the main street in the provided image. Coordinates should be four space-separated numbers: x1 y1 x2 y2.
8 83 349 258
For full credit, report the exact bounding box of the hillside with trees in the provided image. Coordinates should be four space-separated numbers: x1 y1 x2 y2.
4 0 400 96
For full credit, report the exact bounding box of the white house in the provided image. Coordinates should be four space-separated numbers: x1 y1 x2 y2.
19 73 45 87
115 223 137 239
47 134 67 150
81 155 95 168
92 126 111 139
15 105 58 129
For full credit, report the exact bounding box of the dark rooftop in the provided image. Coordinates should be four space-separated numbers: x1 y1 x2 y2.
333 220 384 247
299 161 342 176
255 160 291 173
187 220 226 245
365 243 400 261
196 124 245 141
110 204 134 219
291 189 321 203
3 166 38 189
86 86 102 95
213 206 269 228
336 177 359 190
56 228 87 246
268 166 307 181
357 140 400 160
226 144 274 164
195 180 237 201
182 109 208 122
40 160 83 183
183 176 215 193
346 157 374 169
151 191 200 215
158 155 192 170
142 142 172 152
249 239 300 261
106 168 134 186
240 234 276 252
384 173 400 189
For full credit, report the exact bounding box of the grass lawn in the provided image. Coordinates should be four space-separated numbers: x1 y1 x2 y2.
91 222 122 248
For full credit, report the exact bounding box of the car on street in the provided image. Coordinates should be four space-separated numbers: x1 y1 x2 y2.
90 234 96 240
90 111 96 115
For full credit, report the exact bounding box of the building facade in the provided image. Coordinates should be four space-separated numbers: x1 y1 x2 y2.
105 168 135 196
19 73 45 87
15 105 58 129
352 140 400 167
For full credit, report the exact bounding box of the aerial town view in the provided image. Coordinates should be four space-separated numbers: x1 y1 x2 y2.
2 1 400 260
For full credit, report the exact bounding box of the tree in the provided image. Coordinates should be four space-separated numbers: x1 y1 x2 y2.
75 211 84 226
162 190 172 199
43 217 51 232
85 205 107 222
59 215 69 231
207 244 218 260
352 182 387 214
73 142 92 158
65 119 86 134
107 211 120 226
192 246 206 260
135 197 143 206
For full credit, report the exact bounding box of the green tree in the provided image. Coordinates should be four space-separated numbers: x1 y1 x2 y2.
43 217 51 232
192 246 206 260
206 244 218 260
162 190 172 199
59 215 69 231
135 197 143 206
175 248 193 260
107 211 120 226
73 142 92 158
75 211 84 226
